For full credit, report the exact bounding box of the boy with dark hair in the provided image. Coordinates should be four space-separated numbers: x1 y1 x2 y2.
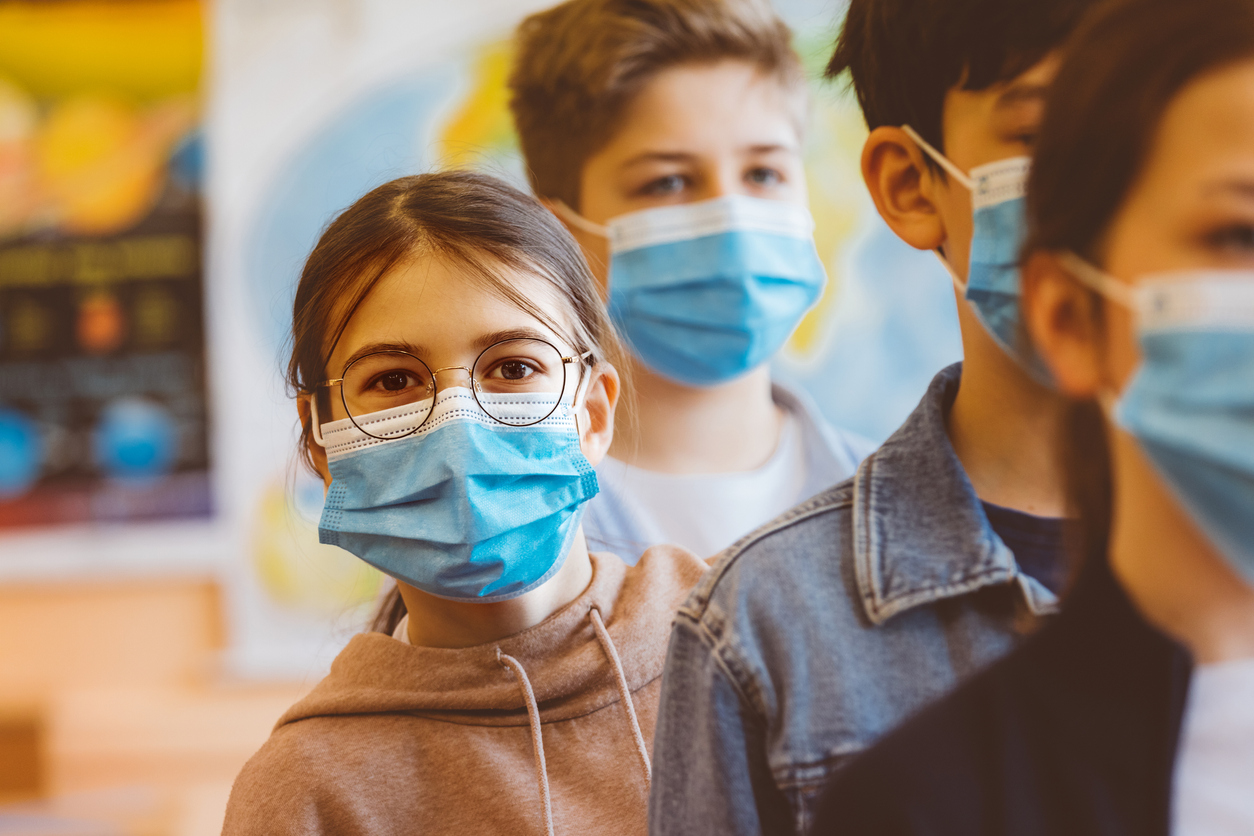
650 1 1099 833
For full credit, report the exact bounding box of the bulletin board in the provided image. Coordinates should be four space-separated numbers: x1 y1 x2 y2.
0 0 221 575
0 0 963 678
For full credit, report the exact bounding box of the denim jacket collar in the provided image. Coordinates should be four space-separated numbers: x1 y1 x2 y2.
853 363 1059 625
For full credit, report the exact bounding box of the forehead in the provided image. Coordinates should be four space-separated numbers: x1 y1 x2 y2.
1138 59 1254 191
325 252 572 371
600 60 803 157
946 53 1059 127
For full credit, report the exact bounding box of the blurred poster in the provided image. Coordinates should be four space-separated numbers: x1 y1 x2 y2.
0 2 215 561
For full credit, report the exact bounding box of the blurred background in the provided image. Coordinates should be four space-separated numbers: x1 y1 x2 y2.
0 0 961 832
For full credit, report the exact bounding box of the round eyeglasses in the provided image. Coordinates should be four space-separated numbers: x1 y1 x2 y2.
316 338 593 440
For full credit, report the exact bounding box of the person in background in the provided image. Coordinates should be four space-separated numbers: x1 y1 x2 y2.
648 0 1103 832
222 171 706 836
813 0 1254 830
507 0 874 562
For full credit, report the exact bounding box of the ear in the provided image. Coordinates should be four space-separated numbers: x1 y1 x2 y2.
861 126 949 252
576 362 619 466
297 393 333 489
540 196 610 299
1022 250 1107 398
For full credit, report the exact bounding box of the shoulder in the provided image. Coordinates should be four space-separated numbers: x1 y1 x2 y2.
224 712 414 835
222 719 342 832
772 381 878 469
609 543 709 615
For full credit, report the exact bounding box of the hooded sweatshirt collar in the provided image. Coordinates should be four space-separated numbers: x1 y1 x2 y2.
275 548 700 729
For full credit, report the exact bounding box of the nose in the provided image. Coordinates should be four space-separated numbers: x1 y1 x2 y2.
701 163 743 202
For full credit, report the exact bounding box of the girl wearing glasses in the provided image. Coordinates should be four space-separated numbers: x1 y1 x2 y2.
222 170 706 835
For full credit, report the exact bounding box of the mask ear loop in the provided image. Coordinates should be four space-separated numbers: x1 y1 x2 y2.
550 201 609 239
901 125 975 191
902 125 976 291
1057 251 1139 310
1057 251 1142 415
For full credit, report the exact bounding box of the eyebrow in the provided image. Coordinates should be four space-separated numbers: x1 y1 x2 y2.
472 327 562 352
1203 179 1254 199
618 143 798 171
339 341 428 371
994 83 1050 110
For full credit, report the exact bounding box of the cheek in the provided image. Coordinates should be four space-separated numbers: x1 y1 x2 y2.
937 188 975 271
1101 304 1144 389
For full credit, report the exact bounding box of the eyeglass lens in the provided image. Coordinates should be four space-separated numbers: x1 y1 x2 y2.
340 338 568 438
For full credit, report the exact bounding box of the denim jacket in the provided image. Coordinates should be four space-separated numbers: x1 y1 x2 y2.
648 364 1060 836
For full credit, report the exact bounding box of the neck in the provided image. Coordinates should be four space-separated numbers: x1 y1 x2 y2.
608 358 783 474
946 295 1069 517
398 531 595 649
1107 431 1254 665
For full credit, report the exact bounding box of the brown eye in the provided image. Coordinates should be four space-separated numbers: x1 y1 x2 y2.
745 167 782 187
499 361 533 381
641 174 687 197
379 371 413 391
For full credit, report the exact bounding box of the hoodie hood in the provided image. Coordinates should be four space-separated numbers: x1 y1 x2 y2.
276 547 703 729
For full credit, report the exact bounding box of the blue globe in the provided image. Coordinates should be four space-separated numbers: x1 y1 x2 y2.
93 398 178 481
0 408 42 498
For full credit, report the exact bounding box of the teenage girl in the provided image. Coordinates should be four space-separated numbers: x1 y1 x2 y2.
222 171 706 835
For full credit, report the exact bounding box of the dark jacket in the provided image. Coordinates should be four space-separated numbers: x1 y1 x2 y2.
812 553 1194 836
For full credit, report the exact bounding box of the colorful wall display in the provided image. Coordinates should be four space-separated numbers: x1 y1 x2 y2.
0 0 964 676
0 1 211 533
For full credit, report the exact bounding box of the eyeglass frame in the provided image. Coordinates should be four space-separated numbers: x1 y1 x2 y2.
309 337 596 446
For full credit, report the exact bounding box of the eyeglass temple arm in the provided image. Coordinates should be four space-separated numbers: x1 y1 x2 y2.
566 351 595 410
309 392 329 448
307 379 344 449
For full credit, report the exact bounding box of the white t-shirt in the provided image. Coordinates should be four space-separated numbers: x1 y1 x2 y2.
582 383 875 562
1173 657 1254 835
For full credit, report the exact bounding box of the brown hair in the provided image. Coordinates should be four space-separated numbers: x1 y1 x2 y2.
286 169 626 633
1024 0 1254 563
508 0 806 210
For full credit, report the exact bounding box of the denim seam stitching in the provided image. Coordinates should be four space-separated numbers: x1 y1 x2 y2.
673 610 771 720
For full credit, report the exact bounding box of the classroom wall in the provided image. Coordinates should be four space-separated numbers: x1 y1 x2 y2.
0 0 960 832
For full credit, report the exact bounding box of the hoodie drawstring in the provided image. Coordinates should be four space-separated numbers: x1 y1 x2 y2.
589 606 652 791
496 607 652 836
498 647 555 836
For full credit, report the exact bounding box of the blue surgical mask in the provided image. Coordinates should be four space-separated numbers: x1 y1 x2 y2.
903 126 1051 382
1064 253 1254 586
313 387 600 602
555 195 826 387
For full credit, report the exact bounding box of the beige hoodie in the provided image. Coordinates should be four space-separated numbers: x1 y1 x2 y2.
222 546 706 836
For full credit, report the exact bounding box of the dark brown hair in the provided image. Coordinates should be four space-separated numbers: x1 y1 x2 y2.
827 0 1098 159
508 0 806 210
1025 0 1254 563
286 170 626 633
